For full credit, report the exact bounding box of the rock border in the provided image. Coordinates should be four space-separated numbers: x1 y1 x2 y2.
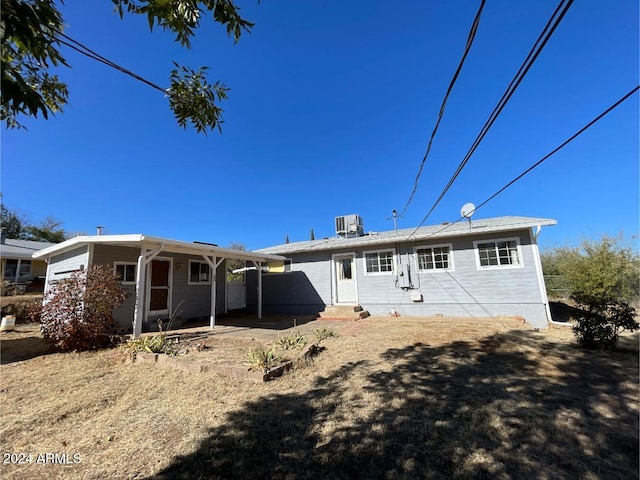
126 342 322 382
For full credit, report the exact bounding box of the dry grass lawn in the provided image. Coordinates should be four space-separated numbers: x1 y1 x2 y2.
1 317 638 479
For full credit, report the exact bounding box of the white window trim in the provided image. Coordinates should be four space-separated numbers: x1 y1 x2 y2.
363 248 396 276
414 243 455 272
473 237 524 270
114 261 137 284
188 259 212 285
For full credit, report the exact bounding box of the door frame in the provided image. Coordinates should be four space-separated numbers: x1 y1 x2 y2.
146 257 173 318
331 252 358 305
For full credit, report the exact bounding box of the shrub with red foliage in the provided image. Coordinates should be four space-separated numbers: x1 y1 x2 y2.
39 265 129 351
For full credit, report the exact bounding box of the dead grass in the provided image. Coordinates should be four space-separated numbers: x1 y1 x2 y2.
1 317 638 479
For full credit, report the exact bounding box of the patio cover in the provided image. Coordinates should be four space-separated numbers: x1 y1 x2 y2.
33 234 286 337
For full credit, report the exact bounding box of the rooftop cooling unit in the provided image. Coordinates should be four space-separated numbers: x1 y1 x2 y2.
335 214 364 238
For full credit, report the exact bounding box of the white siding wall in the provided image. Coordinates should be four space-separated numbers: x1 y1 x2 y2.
256 228 550 328
46 246 90 291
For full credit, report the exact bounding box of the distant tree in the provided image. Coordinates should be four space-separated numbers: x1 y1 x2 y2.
24 216 67 243
541 235 640 301
226 242 246 281
0 204 26 238
310 228 315 241
285 233 290 244
2 0 255 133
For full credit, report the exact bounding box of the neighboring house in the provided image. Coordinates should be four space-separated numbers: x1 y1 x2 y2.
0 233 53 286
33 235 285 336
253 215 556 329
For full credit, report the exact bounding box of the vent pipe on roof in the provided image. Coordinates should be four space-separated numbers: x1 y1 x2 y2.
0 228 5 244
96 226 104 236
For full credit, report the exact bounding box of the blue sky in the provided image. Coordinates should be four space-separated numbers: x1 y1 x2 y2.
2 0 638 251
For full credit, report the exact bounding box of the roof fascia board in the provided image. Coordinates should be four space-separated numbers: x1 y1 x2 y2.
33 234 284 262
263 219 557 254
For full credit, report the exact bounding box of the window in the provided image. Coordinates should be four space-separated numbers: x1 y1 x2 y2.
114 262 137 284
339 258 352 280
476 239 521 268
364 250 394 274
18 260 31 277
189 261 210 284
4 259 18 278
416 245 452 271
263 259 292 274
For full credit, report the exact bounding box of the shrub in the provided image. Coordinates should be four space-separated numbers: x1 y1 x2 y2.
314 326 339 341
39 265 129 351
0 298 42 323
247 345 281 372
571 292 639 349
276 330 307 350
542 235 640 301
121 334 176 356
1 280 16 296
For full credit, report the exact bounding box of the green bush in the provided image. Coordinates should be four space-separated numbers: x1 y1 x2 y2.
276 330 307 350
314 326 339 341
571 292 639 349
248 346 281 372
121 334 176 356
542 235 639 301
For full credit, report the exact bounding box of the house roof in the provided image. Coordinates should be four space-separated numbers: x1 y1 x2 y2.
256 216 557 255
1 238 55 260
32 234 286 263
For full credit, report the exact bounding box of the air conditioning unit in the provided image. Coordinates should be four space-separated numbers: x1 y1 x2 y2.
335 214 364 238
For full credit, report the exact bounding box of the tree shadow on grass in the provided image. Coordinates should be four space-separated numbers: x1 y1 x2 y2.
150 331 639 480
0 331 53 364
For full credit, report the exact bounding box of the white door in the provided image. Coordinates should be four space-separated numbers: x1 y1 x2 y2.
334 254 356 304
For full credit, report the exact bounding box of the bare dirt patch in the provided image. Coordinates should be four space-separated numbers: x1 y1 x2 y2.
1 317 638 479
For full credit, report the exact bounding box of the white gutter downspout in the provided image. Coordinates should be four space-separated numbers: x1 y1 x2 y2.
531 226 553 327
132 244 164 338
202 255 225 329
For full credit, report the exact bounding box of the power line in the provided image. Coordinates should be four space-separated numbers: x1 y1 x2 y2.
408 86 639 241
412 0 574 232
472 86 639 213
398 0 487 218
52 30 169 95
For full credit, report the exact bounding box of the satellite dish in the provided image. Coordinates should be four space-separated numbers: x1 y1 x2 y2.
460 202 476 219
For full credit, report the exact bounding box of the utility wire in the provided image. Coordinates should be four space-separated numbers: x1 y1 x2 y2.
52 30 169 95
472 86 639 213
407 86 639 241
411 0 574 233
398 0 487 218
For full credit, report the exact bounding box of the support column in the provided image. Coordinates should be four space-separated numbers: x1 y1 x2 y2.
202 256 225 329
252 260 263 320
133 251 147 338
14 259 21 283
132 244 164 338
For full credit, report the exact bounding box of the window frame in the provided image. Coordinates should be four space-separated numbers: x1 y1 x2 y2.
474 237 523 270
414 243 454 272
363 248 396 275
114 262 137 284
188 260 211 285
262 258 293 275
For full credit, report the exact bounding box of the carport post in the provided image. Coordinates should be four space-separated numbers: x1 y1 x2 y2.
251 260 263 320
132 245 164 338
202 256 225 329
133 253 147 338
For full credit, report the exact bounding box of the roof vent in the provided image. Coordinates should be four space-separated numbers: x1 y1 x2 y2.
335 214 364 238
